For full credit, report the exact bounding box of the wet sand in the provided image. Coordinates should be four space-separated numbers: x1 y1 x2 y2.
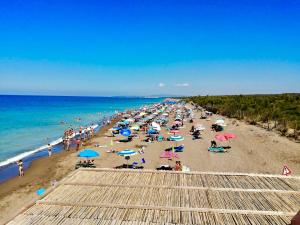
1 108 299 224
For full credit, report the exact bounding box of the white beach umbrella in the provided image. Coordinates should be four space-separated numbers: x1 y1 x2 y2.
151 122 161 131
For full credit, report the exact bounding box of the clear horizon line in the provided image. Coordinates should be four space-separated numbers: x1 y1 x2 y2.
0 93 174 98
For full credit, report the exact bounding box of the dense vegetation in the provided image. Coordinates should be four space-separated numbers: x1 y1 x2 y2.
185 94 300 138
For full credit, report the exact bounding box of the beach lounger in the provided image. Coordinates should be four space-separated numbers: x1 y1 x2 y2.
175 145 184 152
208 147 226 153
156 165 173 170
160 151 179 158
115 164 144 169
165 145 184 152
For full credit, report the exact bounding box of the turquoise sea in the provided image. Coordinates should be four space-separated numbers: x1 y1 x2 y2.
0 95 162 182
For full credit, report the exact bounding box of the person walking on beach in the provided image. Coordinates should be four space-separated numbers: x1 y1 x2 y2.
76 139 81 151
66 138 70 151
79 127 83 140
47 143 52 157
91 126 94 137
17 160 24 176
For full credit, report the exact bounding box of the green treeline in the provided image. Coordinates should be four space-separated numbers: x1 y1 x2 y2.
185 94 300 137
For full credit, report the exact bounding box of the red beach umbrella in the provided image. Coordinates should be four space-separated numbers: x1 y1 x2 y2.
215 134 227 142
224 133 236 139
170 130 180 134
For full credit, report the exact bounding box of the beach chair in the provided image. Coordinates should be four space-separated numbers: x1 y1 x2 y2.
156 165 173 171
208 147 226 153
175 145 184 152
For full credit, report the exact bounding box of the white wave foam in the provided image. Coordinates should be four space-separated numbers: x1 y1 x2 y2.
0 124 100 167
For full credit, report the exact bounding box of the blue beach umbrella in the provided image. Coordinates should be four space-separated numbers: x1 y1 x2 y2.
36 188 46 196
77 149 100 158
117 149 137 157
147 129 157 135
120 129 131 137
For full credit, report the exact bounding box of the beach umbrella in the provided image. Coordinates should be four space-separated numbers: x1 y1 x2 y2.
36 188 46 196
130 124 140 131
77 149 100 158
169 135 184 141
215 134 227 142
215 133 236 141
224 133 236 139
147 129 157 135
139 112 146 117
117 149 137 157
215 133 236 147
215 119 226 126
151 122 161 131
170 130 180 135
195 124 205 131
123 120 130 125
120 129 131 137
122 114 131 119
173 121 181 125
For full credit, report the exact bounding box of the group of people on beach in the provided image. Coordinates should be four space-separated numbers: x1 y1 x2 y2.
61 126 95 152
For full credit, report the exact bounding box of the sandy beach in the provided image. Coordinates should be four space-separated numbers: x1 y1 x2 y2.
0 103 299 224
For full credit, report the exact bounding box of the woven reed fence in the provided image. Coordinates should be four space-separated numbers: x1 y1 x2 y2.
7 169 300 225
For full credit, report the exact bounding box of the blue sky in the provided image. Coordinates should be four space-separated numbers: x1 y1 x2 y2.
0 0 299 96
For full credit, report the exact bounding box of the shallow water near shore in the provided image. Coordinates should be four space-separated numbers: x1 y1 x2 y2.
0 95 162 182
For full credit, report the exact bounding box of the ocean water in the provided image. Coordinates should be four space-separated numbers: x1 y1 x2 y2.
0 95 162 181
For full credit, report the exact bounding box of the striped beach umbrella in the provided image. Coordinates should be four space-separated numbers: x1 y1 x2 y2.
169 135 184 141
170 130 180 135
117 149 137 157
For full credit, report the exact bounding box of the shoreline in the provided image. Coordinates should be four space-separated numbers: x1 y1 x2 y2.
0 116 113 184
0 116 120 224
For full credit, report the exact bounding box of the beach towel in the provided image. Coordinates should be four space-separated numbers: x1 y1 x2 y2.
160 151 179 158
182 166 190 172
175 145 184 152
208 147 226 153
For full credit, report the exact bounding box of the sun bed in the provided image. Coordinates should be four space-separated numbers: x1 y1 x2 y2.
174 145 184 152
160 151 179 158
208 147 226 153
156 165 173 170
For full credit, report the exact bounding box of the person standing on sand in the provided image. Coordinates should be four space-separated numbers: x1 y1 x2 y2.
79 126 83 139
91 126 94 137
47 143 52 157
66 138 70 151
76 139 81 151
17 160 24 176
174 161 182 171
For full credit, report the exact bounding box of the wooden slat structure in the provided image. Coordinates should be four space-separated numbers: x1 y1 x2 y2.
7 168 300 225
